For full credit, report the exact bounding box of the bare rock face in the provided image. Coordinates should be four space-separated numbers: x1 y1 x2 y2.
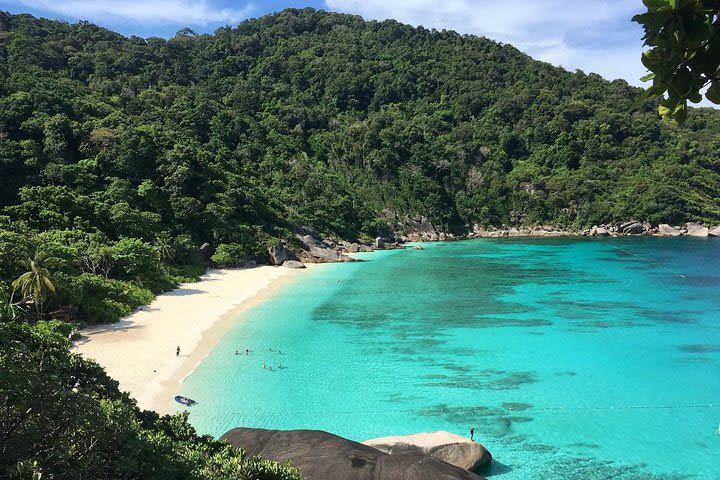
268 243 291 265
619 221 646 235
590 226 609 236
363 431 492 472
297 233 354 262
199 242 213 264
221 428 486 480
657 224 682 236
709 226 720 237
686 222 709 237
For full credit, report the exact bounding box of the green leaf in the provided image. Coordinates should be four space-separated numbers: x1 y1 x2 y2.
685 17 712 42
668 0 677 8
642 0 671 12
706 82 720 104
670 67 693 96
640 72 656 82
641 49 664 71
688 91 703 103
658 104 672 117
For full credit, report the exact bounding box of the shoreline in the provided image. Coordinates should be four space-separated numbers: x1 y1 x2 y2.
75 265 316 414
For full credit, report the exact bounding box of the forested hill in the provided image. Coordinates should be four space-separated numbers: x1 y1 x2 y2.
1 9 720 269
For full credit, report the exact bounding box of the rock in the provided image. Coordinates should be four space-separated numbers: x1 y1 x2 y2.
236 260 257 269
619 221 645 235
342 242 360 253
268 243 290 265
413 245 423 250
297 234 353 262
375 237 385 248
199 242 213 264
657 224 682 236
591 227 609 236
363 431 491 472
686 222 709 237
282 260 306 269
709 226 720 237
221 428 485 480
507 228 521 237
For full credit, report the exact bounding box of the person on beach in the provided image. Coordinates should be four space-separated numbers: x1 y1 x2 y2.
176 346 180 357
470 427 475 441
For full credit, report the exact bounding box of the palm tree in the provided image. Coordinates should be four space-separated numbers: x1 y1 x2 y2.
0 296 15 321
154 232 176 264
11 251 59 319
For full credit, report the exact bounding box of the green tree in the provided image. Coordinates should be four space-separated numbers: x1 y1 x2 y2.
634 0 720 122
11 251 59 319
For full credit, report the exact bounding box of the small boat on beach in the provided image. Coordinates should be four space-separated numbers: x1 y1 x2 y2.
174 395 197 406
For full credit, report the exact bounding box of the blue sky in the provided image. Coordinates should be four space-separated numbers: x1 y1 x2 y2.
0 1 648 86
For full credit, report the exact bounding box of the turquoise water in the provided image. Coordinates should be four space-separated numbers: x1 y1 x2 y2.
181 238 720 479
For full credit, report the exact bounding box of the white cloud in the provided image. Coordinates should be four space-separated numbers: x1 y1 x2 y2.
325 0 646 84
13 0 254 25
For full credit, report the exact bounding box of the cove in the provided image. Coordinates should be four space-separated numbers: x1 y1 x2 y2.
181 238 720 479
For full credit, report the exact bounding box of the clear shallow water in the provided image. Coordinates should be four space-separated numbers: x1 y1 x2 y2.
181 238 720 479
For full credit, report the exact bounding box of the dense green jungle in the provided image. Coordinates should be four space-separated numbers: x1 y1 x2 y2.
1 8 719 479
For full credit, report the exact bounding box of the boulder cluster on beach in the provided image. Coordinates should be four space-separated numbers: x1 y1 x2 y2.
252 218 720 270
221 428 491 480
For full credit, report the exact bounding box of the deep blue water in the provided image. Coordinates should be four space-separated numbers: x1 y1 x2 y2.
181 238 720 479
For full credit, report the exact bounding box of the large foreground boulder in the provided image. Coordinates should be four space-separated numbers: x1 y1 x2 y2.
221 428 485 480
363 431 491 472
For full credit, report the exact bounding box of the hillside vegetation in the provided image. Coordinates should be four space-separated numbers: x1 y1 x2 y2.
1 7 719 323
1 8 719 479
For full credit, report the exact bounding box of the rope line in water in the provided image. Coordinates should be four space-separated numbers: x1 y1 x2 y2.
603 242 686 278
196 403 717 415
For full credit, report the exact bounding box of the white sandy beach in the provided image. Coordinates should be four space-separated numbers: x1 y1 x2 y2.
75 265 312 414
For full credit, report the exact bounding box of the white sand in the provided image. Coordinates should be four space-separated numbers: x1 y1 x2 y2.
75 265 311 414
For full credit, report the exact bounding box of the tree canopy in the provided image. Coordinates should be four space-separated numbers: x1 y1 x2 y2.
0 319 302 479
634 0 720 122
0 8 719 325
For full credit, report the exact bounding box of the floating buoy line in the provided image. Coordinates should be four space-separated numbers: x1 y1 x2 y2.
207 403 717 416
603 242 687 278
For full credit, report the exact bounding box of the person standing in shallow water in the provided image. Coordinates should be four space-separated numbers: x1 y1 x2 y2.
176 346 180 357
470 427 475 441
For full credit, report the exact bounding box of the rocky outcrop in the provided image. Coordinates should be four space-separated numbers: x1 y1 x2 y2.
221 428 485 480
657 224 683 236
295 228 355 263
363 431 491 472
709 226 720 237
282 260 306 269
199 242 213 264
382 212 445 242
618 221 645 235
686 222 709 237
268 243 294 265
